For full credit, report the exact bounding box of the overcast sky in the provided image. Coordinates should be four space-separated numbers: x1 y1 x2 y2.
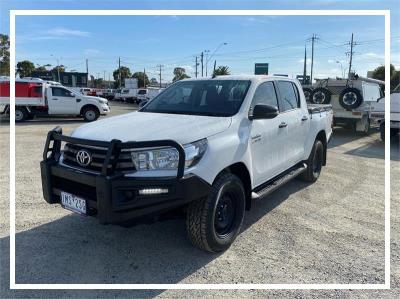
1 0 399 82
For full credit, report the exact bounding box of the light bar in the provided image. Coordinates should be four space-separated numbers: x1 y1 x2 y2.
138 188 169 195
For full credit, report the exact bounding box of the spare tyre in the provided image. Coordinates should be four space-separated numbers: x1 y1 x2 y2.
310 87 331 104
303 87 313 102
339 87 363 110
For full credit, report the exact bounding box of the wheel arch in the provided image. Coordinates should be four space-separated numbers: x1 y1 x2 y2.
80 104 100 115
315 130 327 166
218 162 252 211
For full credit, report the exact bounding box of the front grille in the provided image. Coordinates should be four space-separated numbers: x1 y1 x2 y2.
62 143 136 173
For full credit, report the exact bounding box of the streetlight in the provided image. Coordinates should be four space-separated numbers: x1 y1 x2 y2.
336 61 344 78
50 54 60 82
205 42 228 76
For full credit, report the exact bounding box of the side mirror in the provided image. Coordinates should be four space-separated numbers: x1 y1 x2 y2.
138 99 148 109
249 104 279 120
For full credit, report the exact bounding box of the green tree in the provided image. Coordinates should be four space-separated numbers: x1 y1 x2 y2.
0 34 10 76
213 66 230 77
371 64 395 82
35 64 51 72
172 67 190 82
132 71 150 88
52 65 66 73
16 60 35 77
150 77 158 86
113 66 131 88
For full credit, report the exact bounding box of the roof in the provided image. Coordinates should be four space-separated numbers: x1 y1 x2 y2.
183 74 297 82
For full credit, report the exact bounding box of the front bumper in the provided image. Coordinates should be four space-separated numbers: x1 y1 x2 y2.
40 127 211 225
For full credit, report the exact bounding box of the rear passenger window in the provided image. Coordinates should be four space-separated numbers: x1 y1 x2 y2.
276 81 300 112
251 82 279 108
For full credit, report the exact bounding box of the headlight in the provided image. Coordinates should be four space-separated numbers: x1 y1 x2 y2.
98 98 108 104
130 139 207 171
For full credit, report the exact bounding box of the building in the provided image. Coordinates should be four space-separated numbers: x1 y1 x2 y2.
30 71 88 87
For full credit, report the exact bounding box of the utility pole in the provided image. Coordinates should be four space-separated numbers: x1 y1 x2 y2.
118 57 121 88
303 44 307 85
201 52 204 77
309 34 318 84
85 58 89 87
157 64 164 88
346 33 356 79
195 56 199 78
213 60 216 77
144 68 146 88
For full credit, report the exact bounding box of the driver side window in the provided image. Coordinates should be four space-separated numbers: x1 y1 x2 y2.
52 87 74 97
251 82 279 109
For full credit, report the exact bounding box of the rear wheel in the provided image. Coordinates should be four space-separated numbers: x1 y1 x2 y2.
15 107 28 122
303 87 313 102
300 140 324 182
82 107 100 122
186 172 246 252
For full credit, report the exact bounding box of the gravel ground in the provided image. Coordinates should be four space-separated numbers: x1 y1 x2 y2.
0 102 399 298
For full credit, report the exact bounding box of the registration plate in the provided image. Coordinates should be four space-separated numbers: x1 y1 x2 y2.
61 191 87 215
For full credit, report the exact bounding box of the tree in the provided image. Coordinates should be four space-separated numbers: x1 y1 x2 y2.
16 60 35 77
0 34 10 76
52 65 66 73
172 67 190 82
213 66 230 77
132 71 150 88
35 64 51 72
113 66 131 88
371 64 400 91
150 77 158 86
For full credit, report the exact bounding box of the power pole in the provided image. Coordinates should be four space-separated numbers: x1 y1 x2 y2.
303 44 307 85
85 58 89 87
346 33 356 79
309 34 318 84
118 57 121 88
157 64 164 88
195 56 199 78
143 68 145 88
201 52 204 77
213 60 216 77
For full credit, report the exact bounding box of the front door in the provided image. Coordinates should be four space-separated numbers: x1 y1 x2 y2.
249 81 287 187
48 86 78 115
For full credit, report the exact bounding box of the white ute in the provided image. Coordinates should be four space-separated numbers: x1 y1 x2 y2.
0 78 110 122
41 75 333 252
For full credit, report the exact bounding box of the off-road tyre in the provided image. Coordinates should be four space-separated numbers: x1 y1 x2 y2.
186 172 246 253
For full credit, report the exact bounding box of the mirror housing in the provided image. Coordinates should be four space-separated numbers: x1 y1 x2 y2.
249 104 279 120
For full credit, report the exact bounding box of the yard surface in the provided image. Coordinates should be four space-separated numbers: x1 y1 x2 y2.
0 102 399 298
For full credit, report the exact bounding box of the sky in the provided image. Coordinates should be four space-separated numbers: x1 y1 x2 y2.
1 0 399 82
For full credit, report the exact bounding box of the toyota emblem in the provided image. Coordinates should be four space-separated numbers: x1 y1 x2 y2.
76 149 92 167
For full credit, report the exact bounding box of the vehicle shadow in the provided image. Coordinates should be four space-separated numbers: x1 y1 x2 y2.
0 179 309 290
328 127 368 149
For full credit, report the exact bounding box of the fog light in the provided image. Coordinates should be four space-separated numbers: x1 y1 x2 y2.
138 188 169 195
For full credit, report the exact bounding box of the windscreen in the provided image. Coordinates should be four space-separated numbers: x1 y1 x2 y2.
140 80 251 116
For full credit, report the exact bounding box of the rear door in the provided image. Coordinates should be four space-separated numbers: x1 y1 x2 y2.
275 80 308 168
48 86 78 115
249 81 287 186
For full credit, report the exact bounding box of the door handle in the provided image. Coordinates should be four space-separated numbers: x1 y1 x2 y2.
76 98 81 102
301 116 308 121
279 122 287 128
52 98 58 100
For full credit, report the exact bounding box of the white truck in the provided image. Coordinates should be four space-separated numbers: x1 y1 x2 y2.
113 88 138 103
370 83 400 141
0 78 110 122
305 76 384 133
40 75 333 252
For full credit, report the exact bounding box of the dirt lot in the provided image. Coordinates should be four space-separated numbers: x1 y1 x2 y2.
0 102 399 298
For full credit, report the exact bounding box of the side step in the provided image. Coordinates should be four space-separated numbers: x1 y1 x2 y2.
251 163 307 200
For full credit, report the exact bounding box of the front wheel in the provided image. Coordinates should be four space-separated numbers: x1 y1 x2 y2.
300 139 324 183
186 172 246 253
82 107 100 122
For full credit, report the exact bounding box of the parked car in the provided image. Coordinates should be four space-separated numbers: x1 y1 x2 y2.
0 78 110 122
303 75 384 133
370 83 400 141
40 75 333 252
114 88 138 103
